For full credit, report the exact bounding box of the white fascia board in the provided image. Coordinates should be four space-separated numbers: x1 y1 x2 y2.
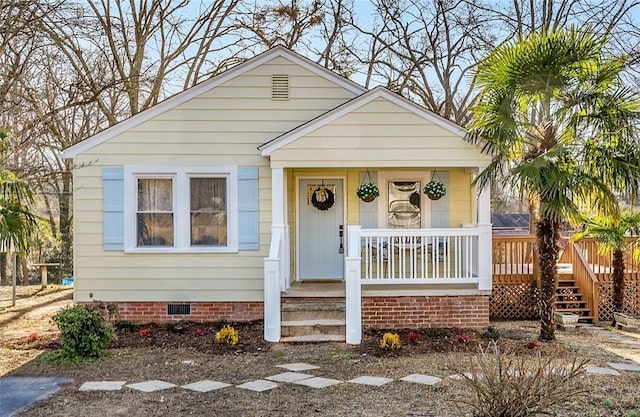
259 86 469 156
62 46 366 159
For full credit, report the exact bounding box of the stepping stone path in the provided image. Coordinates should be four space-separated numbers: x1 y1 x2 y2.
73 328 640 395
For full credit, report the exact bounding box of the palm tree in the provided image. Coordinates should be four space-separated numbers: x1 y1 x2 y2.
573 211 640 319
467 28 640 341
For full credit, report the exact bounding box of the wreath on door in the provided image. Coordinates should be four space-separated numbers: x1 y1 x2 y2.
311 186 335 211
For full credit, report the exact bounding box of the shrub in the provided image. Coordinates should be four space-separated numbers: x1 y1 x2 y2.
194 328 204 337
53 305 114 361
452 342 587 417
457 333 471 344
482 325 500 340
215 325 239 345
138 328 152 338
407 331 421 344
380 332 402 350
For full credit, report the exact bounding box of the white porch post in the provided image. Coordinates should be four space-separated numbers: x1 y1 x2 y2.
477 171 492 291
264 167 286 342
345 226 362 344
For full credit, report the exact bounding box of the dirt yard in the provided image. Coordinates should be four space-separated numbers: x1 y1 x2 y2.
1 289 639 417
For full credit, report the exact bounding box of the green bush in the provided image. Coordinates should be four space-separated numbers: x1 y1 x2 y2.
53 305 114 361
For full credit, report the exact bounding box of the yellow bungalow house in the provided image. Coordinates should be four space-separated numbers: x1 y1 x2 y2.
62 46 493 344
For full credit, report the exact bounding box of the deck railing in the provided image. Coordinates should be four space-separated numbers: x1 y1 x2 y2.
492 234 537 285
574 237 640 282
567 241 599 320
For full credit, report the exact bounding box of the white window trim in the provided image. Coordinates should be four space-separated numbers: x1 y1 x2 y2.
124 165 238 253
377 171 432 228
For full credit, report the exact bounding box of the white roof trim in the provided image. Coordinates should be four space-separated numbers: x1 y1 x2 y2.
259 86 468 156
62 46 366 158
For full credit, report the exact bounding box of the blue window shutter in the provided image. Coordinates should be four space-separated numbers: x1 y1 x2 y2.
359 171 378 228
430 172 450 227
238 166 259 250
103 167 124 251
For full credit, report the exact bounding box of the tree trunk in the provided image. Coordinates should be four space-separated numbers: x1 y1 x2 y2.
60 163 72 276
612 249 625 314
21 256 29 285
0 252 7 285
536 216 560 341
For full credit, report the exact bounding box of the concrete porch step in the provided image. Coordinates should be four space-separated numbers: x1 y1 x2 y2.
281 319 346 337
280 334 346 343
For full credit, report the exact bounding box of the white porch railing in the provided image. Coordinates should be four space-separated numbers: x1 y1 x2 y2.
359 228 480 284
264 224 290 342
345 225 492 344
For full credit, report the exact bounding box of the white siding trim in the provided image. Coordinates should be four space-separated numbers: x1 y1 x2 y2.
62 46 365 158
259 86 468 156
123 165 238 253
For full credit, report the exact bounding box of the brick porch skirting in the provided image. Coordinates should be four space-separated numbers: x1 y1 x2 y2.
111 302 264 323
361 295 490 329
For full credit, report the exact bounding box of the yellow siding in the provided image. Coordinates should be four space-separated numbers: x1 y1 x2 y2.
448 170 474 227
270 98 491 168
72 56 358 303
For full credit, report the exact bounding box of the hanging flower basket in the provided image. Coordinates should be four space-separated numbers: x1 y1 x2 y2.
423 180 446 200
357 182 380 203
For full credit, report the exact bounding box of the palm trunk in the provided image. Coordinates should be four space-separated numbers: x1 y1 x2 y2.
0 252 6 285
612 249 625 314
537 216 560 341
21 256 29 285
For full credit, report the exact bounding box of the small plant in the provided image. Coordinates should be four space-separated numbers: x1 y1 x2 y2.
212 318 229 330
452 342 588 417
601 398 613 408
356 182 380 202
380 332 402 350
627 411 639 417
194 328 204 337
114 319 136 332
138 328 152 338
53 305 114 361
215 325 239 345
526 339 540 349
28 332 39 342
407 331 421 344
423 180 446 199
482 325 500 340
457 334 470 344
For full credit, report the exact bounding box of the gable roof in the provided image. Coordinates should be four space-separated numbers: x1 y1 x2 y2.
258 86 468 156
62 46 366 158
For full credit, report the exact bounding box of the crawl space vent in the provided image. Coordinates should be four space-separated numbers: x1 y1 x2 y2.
167 304 191 315
272 74 289 100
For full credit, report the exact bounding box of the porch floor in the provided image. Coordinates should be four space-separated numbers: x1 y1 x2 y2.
282 281 484 297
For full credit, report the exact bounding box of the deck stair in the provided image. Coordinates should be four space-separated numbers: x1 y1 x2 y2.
555 277 594 324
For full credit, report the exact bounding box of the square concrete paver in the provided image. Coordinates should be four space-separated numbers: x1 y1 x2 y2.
584 366 621 376
265 372 314 383
400 374 442 385
181 380 231 392
79 381 126 391
348 376 393 387
236 380 279 392
292 377 342 388
275 362 320 372
607 362 640 372
126 380 177 392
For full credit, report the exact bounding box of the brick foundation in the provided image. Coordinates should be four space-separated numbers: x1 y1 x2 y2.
361 295 490 329
110 302 264 323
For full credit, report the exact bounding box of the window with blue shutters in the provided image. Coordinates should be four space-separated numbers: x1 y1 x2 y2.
103 165 260 253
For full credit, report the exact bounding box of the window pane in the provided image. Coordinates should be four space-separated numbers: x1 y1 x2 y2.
191 213 227 246
138 179 172 211
388 181 421 229
190 177 227 246
137 213 174 246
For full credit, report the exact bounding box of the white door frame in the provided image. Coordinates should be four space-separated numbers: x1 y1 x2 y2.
295 175 347 281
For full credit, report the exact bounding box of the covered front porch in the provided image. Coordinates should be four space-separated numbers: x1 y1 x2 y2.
258 88 493 343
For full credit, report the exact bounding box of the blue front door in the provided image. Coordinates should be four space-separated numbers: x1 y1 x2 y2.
298 179 344 280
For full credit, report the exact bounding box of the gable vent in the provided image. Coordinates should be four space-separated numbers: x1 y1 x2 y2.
272 74 289 100
167 303 191 315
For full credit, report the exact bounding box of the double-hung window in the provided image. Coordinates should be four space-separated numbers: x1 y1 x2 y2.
124 166 238 252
